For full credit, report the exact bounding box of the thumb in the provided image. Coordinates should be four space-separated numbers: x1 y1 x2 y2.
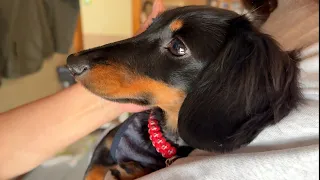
150 0 165 18
135 0 165 35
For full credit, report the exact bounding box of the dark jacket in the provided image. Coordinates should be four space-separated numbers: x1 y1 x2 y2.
0 0 79 79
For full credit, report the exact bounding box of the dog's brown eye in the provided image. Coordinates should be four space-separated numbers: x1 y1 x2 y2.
168 38 186 56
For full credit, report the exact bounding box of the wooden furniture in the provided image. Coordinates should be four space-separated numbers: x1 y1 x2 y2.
73 14 84 53
73 0 142 52
133 0 142 35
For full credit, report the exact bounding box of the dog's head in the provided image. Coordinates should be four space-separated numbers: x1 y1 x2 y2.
67 6 301 152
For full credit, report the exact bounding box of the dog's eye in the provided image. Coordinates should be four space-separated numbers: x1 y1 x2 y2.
167 38 187 56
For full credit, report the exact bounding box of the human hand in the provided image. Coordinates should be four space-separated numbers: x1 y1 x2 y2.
135 0 165 35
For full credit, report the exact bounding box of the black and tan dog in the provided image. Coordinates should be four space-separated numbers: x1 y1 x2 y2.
67 4 301 180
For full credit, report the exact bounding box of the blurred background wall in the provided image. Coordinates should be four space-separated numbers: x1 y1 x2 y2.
80 0 133 49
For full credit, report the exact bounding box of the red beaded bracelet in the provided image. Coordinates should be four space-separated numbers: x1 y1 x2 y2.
147 115 177 159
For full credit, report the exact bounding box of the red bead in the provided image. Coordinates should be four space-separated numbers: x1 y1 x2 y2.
150 132 163 141
152 141 157 147
148 125 160 133
167 147 177 155
162 147 177 158
148 119 158 127
148 123 157 129
162 153 170 158
162 153 172 158
147 114 177 159
154 137 165 146
160 142 171 151
152 132 162 138
154 141 169 155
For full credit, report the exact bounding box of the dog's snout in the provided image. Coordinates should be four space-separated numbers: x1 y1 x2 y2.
67 53 90 76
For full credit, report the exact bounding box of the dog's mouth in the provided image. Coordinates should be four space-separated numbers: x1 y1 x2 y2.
67 65 89 78
103 97 151 106
66 63 183 130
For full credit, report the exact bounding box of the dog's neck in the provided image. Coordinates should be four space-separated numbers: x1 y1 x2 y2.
154 109 187 147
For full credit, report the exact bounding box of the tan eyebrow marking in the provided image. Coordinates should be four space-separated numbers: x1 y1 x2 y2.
170 19 183 31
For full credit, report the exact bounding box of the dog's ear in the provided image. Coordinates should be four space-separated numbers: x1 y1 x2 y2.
178 16 301 152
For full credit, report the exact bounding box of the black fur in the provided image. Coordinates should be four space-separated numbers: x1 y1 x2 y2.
178 15 301 152
67 5 302 179
241 0 278 27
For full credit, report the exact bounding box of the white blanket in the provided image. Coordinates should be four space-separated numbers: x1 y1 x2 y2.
139 44 319 180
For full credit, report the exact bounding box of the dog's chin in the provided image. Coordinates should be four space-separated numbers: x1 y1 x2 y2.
78 79 179 130
76 82 151 106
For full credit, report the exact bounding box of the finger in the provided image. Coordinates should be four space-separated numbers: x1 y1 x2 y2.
135 0 165 35
150 0 165 18
136 0 163 34
152 0 165 16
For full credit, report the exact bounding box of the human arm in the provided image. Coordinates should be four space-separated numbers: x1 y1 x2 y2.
0 0 165 179
0 84 146 179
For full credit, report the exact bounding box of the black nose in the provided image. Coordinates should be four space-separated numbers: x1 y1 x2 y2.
67 53 90 76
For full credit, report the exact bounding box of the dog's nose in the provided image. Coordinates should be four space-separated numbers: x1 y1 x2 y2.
67 53 90 76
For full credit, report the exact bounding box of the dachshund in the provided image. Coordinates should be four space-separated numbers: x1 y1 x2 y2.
67 4 301 180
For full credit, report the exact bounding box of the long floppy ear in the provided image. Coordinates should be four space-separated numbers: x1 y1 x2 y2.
178 16 302 152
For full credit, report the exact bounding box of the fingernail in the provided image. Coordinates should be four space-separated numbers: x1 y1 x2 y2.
152 0 159 11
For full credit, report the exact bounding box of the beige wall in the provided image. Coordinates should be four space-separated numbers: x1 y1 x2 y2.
80 0 133 37
163 0 206 6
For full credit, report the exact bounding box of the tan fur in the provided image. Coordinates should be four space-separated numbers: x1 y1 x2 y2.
78 64 185 130
86 162 150 180
170 19 183 32
85 165 108 180
105 135 114 149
